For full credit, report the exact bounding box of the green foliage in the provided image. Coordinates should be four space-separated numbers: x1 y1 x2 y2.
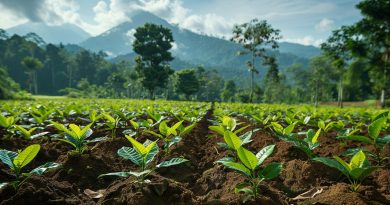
0 67 22 99
231 18 281 103
0 144 61 189
51 122 95 155
314 150 378 191
174 69 200 100
133 23 174 99
0 113 15 129
99 135 188 182
217 144 282 201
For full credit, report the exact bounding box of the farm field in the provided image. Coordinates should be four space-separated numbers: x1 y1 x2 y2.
0 99 389 205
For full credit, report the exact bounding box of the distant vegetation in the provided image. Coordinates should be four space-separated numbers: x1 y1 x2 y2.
0 0 388 107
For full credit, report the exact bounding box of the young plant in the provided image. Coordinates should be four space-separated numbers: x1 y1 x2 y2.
337 116 390 164
0 113 16 129
209 116 248 136
51 121 94 155
313 150 378 191
14 125 48 140
99 135 188 183
102 113 120 140
284 128 322 159
146 120 195 153
217 145 282 202
0 144 61 190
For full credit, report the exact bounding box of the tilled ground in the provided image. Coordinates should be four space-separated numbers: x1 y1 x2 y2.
0 108 389 205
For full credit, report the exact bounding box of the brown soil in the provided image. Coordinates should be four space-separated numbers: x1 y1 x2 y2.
0 106 389 204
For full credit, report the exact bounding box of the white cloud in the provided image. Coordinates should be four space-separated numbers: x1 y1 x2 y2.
315 18 334 32
0 5 28 29
285 35 323 47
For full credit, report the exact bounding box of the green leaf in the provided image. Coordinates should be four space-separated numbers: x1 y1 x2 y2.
156 157 188 168
220 161 251 177
234 182 253 195
284 123 295 135
318 120 325 129
349 150 365 169
69 124 82 138
168 121 183 136
255 144 275 167
125 135 146 155
368 117 386 140
313 157 349 177
338 135 373 144
260 162 282 180
117 146 143 166
159 120 169 136
209 126 225 135
144 130 163 138
0 150 18 169
13 144 40 169
30 162 61 175
334 156 351 172
234 125 250 135
222 116 236 131
311 128 321 144
179 123 196 136
130 120 139 130
237 147 258 171
223 131 242 150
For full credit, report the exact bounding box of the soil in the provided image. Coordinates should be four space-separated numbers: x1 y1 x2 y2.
0 105 389 205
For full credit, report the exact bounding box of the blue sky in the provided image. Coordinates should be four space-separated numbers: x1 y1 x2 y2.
0 0 362 46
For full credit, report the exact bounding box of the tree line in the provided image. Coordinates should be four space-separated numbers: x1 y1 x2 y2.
0 0 388 107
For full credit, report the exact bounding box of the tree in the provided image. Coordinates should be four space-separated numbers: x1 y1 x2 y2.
0 66 20 99
21 56 43 94
321 26 354 108
231 18 281 103
133 23 174 99
308 56 338 107
263 57 281 103
221 80 237 102
174 69 199 100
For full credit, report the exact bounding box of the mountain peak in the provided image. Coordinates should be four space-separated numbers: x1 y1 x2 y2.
7 22 90 44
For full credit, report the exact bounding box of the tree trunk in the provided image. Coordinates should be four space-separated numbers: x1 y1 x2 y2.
381 52 388 108
314 79 319 108
250 71 254 103
33 71 38 94
338 77 344 108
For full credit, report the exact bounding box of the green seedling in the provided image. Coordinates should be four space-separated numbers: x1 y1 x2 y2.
14 125 48 140
217 144 282 202
146 120 195 153
0 144 61 190
337 117 390 164
102 113 120 140
313 150 378 191
284 128 322 159
99 135 188 183
0 113 16 129
51 122 96 155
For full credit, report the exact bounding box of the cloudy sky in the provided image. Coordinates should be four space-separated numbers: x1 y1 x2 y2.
0 0 362 46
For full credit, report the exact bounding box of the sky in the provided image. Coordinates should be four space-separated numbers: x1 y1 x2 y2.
0 0 362 46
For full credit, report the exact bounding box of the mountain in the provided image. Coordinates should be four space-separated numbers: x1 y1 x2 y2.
7 22 90 44
81 11 320 84
278 42 321 59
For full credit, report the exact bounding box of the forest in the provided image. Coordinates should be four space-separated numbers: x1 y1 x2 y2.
0 0 389 108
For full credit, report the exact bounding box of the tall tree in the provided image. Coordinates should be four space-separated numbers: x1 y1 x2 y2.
221 80 237 102
321 26 354 108
231 18 281 103
21 56 43 94
133 23 174 99
263 57 281 103
174 69 200 100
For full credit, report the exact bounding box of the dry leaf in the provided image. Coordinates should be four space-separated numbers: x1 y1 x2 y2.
84 189 105 199
292 187 325 200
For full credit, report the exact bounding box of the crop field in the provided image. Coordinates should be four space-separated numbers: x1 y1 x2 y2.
0 99 389 205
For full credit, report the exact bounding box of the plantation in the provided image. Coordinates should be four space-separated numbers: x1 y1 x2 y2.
0 99 389 204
